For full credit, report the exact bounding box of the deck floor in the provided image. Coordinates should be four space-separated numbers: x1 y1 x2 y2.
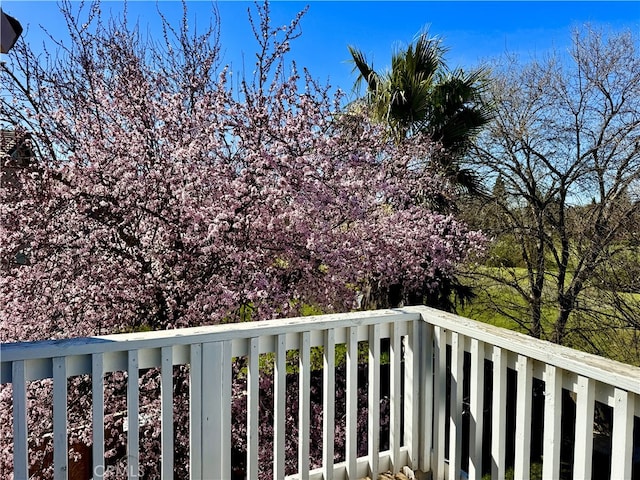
362 467 416 480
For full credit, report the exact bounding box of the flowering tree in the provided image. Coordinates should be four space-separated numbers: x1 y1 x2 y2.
0 1 484 477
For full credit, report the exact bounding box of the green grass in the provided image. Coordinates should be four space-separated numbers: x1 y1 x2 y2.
482 462 543 480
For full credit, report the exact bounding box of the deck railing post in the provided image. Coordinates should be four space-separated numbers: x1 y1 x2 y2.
201 342 219 477
322 328 336 480
92 353 105 480
542 364 562 479
468 339 485 480
389 321 401 473
299 331 311 480
433 327 447 480
514 355 533 480
449 332 464 480
573 376 595 480
52 356 69 480
611 388 635 480
273 334 287 480
126 350 139 480
160 346 174 479
221 341 232 478
490 346 506 480
345 325 359 479
368 323 381 479
200 340 232 479
417 317 434 476
247 337 260 479
189 344 202 479
11 360 28 480
403 319 420 470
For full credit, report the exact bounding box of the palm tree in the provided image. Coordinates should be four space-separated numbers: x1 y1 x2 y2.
349 31 492 312
349 31 492 194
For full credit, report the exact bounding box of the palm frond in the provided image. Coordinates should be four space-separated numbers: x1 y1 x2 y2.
348 30 494 181
347 45 379 93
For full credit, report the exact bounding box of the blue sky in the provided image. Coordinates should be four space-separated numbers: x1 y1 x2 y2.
2 1 639 100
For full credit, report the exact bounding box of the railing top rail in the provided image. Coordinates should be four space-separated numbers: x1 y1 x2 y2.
0 309 420 363
3 305 638 394
406 306 640 395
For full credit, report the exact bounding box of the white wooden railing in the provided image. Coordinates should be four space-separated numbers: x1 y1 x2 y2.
1 306 639 480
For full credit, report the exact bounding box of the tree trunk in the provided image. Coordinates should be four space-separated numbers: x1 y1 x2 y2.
530 292 542 339
553 295 574 345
